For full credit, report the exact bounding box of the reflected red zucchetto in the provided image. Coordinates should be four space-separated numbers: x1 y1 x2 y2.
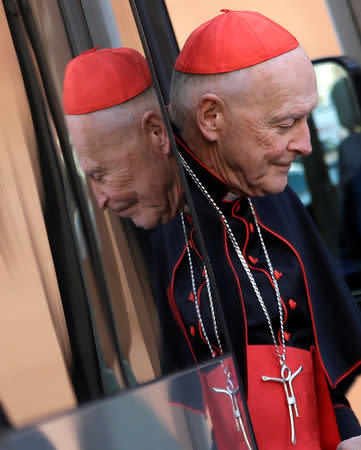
63 47 152 115
174 10 299 74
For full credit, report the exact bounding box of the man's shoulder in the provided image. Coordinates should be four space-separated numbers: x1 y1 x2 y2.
150 214 185 264
254 185 309 221
256 184 303 205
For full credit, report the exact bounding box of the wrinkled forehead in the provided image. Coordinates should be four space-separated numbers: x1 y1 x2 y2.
246 47 315 89
235 47 317 109
72 129 133 180
66 108 138 156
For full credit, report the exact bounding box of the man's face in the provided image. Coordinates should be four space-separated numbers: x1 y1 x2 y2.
67 111 182 229
216 48 318 197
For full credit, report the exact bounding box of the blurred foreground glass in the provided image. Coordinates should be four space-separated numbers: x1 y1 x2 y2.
0 357 254 450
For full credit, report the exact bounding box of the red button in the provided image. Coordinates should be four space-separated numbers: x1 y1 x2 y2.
274 270 283 280
288 299 297 310
249 223 254 233
188 292 195 302
248 255 259 264
190 326 196 336
284 331 291 342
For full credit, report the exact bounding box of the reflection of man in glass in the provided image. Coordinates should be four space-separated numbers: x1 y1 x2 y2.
62 46 245 449
151 10 361 449
63 47 183 230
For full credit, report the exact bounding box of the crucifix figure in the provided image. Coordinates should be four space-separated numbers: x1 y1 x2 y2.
262 364 303 445
212 376 253 450
213 377 242 431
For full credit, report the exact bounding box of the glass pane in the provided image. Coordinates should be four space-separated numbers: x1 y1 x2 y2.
0 356 254 450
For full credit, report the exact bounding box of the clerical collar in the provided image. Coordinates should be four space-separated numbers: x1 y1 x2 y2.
173 129 241 204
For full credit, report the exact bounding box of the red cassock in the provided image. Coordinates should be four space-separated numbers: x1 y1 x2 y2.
202 348 340 449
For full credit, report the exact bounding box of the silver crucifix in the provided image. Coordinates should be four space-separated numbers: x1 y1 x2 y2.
212 376 253 450
262 364 303 445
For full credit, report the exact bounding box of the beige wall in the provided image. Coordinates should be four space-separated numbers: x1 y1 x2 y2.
110 0 143 53
111 0 341 64
347 380 361 426
166 0 341 60
0 2 76 426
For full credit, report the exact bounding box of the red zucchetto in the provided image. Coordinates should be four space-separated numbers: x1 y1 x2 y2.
174 10 299 74
63 47 152 115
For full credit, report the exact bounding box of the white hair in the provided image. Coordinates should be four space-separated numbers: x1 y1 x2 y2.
100 84 161 129
66 84 161 132
168 69 249 134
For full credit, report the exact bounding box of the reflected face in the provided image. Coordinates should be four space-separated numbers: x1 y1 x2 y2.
216 48 318 197
67 110 183 229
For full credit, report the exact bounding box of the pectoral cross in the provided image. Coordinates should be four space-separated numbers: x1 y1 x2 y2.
212 377 253 450
262 364 303 445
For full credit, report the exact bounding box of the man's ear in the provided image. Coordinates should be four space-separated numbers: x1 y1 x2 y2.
197 94 225 142
141 111 170 155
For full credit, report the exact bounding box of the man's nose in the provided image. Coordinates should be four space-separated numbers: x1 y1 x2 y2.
91 181 109 210
288 120 312 156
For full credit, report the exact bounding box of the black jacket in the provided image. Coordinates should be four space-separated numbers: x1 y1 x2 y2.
151 137 361 439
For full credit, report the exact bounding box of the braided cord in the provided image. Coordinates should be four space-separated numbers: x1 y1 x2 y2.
179 152 286 366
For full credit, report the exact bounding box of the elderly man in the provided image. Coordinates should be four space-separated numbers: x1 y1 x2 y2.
63 47 183 230
151 10 361 449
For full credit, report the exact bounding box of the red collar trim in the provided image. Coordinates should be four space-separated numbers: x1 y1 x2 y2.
168 243 198 364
